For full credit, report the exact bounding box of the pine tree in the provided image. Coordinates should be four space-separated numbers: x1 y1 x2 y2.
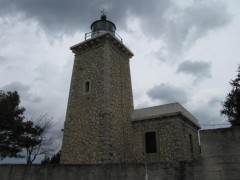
0 91 57 163
0 91 25 159
221 65 240 126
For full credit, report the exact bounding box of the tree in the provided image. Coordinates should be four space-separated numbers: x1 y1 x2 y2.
41 150 61 164
0 91 25 159
221 65 240 126
20 114 57 164
50 150 61 164
0 90 58 163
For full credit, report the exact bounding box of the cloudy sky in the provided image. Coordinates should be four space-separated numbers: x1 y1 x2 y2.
0 0 239 162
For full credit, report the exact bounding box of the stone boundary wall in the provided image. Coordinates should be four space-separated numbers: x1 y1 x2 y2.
185 127 240 180
1 127 240 180
0 163 182 180
200 127 240 158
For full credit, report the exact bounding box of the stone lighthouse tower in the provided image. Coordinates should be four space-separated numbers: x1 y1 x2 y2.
61 12 136 164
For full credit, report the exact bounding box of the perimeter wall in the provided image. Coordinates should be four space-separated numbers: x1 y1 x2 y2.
185 127 240 180
1 127 240 180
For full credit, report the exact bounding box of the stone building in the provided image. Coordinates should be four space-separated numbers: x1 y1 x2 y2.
132 103 200 162
60 13 200 164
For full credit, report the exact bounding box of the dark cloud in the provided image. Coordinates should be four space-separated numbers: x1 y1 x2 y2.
177 60 211 82
147 83 188 104
0 0 170 35
162 1 231 54
1 81 42 103
0 0 132 34
0 0 231 53
0 0 100 34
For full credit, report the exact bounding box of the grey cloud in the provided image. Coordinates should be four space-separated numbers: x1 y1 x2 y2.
0 1 231 53
0 0 105 34
0 0 134 34
208 97 221 107
49 126 63 147
2 81 31 92
191 95 230 129
135 102 149 109
193 107 230 129
162 1 231 54
147 83 188 104
0 0 171 36
177 60 211 82
1 81 42 103
6 66 19 71
0 56 7 64
30 96 42 103
0 0 232 61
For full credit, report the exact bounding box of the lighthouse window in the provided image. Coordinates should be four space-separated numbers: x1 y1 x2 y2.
83 80 91 94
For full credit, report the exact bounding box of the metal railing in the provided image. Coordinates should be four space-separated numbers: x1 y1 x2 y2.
85 30 123 42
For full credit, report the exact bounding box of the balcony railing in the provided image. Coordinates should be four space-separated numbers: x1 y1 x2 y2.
85 30 123 43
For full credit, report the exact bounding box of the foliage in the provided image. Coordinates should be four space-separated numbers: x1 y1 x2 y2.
0 90 58 164
21 114 57 164
41 150 61 164
221 65 240 126
0 91 25 159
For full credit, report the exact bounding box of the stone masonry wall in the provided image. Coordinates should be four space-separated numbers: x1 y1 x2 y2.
181 117 200 161
61 34 136 164
61 41 104 164
107 40 137 162
132 115 200 162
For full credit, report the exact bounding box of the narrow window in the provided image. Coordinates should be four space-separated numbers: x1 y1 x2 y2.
85 81 90 93
145 132 157 153
189 134 193 153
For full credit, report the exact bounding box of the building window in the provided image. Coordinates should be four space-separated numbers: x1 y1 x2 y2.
83 80 91 94
189 134 193 153
145 132 157 153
